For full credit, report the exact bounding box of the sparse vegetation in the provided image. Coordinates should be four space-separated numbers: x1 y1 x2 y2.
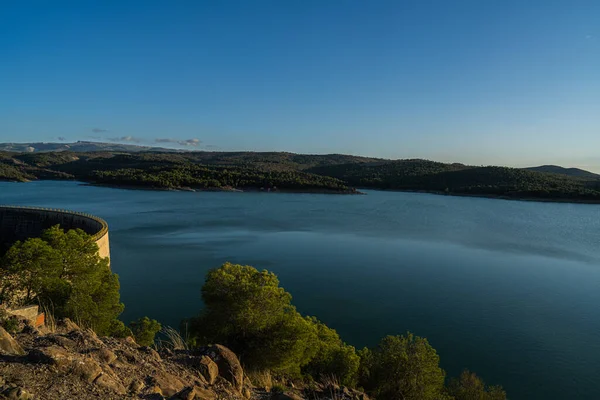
129 316 161 346
448 370 507 400
186 262 506 399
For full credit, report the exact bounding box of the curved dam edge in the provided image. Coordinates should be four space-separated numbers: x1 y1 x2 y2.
0 205 110 260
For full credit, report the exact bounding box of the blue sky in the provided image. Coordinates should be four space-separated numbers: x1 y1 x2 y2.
1 1 599 170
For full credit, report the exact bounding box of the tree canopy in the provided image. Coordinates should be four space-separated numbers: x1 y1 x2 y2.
0 226 127 336
358 334 447 400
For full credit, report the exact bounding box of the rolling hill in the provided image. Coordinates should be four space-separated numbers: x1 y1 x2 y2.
1 146 600 202
524 165 600 179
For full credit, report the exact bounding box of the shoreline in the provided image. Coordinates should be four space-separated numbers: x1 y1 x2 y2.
363 188 600 205
80 182 364 195
4 179 599 204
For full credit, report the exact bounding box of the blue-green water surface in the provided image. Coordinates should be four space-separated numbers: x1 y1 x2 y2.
2 181 599 399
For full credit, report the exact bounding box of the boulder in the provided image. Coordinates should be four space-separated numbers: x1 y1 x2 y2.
28 345 74 367
48 334 77 349
73 357 103 383
0 326 25 356
194 386 218 400
197 355 219 385
151 371 186 397
169 386 196 400
128 379 145 394
139 346 162 362
91 348 117 364
67 329 104 348
93 373 127 395
204 344 244 392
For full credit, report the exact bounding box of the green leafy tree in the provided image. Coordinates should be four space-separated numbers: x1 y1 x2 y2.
130 317 162 346
448 370 506 400
0 225 125 336
187 262 319 375
303 317 360 386
0 238 62 305
359 333 446 400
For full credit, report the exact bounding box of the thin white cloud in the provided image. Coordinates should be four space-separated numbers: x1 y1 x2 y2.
108 136 143 143
155 138 202 147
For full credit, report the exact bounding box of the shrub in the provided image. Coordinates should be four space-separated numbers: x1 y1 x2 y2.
359 333 446 400
448 370 507 400
130 317 162 346
187 263 318 375
1 315 19 334
302 317 360 386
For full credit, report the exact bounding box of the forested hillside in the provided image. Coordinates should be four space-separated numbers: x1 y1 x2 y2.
1 150 600 201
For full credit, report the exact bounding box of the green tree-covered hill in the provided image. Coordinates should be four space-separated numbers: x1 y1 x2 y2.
2 150 600 201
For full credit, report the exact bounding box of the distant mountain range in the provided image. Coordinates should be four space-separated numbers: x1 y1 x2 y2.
0 141 185 153
524 165 600 178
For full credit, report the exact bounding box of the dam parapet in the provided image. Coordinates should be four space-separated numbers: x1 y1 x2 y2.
0 206 110 259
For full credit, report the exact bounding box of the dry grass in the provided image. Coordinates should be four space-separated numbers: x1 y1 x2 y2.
320 375 345 400
40 304 57 333
247 369 273 391
158 326 188 350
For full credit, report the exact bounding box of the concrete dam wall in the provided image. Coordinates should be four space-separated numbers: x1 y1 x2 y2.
0 206 110 259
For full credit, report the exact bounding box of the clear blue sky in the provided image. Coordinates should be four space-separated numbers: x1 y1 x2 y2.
1 1 599 170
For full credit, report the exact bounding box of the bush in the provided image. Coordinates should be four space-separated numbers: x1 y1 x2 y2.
302 317 360 386
187 263 318 375
448 370 507 400
130 317 162 346
187 263 361 379
359 333 446 400
0 314 19 334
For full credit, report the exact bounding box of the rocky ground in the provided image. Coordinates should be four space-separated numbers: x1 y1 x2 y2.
0 318 368 400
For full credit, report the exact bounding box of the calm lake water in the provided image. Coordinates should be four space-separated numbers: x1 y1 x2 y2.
2 181 600 399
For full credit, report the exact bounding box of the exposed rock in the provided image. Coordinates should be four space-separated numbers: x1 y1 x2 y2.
93 373 127 395
204 344 244 392
0 326 25 356
151 370 186 397
47 334 76 349
91 348 117 364
273 392 304 400
72 357 103 383
197 355 219 385
0 318 372 400
67 329 104 348
28 345 73 367
139 346 161 362
169 386 196 400
193 386 218 400
128 379 145 394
